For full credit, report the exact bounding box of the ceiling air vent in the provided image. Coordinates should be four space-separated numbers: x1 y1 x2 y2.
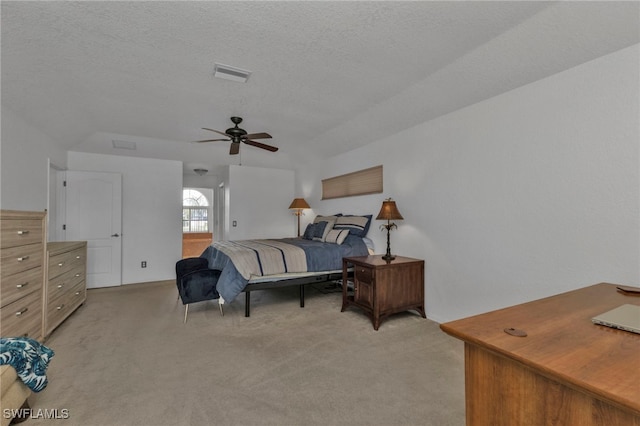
112 140 137 150
213 63 251 83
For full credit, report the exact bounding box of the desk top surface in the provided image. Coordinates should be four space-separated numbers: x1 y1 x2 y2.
440 283 640 412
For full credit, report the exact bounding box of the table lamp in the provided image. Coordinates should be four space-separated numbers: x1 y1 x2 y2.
376 198 403 261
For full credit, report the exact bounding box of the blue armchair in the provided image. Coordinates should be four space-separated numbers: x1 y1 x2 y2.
175 258 222 322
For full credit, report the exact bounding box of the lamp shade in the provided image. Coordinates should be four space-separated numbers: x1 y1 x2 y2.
289 198 310 210
376 199 403 221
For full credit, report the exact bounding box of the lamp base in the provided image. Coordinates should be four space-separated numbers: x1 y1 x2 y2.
381 254 395 261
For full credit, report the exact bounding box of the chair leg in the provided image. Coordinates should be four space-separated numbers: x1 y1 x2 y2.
219 301 224 316
184 304 189 323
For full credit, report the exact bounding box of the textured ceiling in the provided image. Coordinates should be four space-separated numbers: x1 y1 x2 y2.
2 1 639 174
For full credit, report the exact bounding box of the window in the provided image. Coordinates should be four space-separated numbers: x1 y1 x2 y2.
321 165 383 200
183 189 209 232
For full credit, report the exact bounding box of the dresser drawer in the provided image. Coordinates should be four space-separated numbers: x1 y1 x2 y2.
48 247 85 280
47 267 84 303
0 266 42 308
0 290 42 340
1 219 43 248
46 281 85 333
1 244 43 279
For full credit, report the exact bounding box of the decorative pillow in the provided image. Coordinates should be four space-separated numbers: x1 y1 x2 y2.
311 221 329 241
325 229 349 245
333 214 372 237
302 223 316 240
313 215 338 241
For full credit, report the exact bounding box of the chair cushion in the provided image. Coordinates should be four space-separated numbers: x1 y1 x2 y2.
178 269 222 304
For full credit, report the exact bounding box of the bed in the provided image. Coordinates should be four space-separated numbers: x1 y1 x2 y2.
200 214 372 316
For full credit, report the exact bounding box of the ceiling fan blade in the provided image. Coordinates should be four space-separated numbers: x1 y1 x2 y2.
244 139 279 152
244 132 272 140
193 138 230 143
230 142 240 155
202 128 230 137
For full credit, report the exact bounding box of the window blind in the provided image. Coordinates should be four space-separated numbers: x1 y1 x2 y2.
321 165 383 200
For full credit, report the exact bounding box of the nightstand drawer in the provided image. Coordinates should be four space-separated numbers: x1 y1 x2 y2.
354 266 373 284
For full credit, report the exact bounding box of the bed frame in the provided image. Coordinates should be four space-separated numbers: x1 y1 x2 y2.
242 271 346 317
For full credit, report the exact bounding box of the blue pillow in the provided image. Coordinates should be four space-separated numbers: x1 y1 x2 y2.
303 222 328 240
302 223 316 240
312 221 329 241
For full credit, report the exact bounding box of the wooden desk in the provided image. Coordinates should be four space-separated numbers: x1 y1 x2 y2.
440 283 640 426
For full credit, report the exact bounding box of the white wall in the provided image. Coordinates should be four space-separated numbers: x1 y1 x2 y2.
297 44 640 323
67 152 183 285
1 107 68 212
227 165 295 240
182 173 219 192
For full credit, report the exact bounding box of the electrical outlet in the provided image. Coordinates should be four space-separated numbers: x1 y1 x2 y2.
141 261 147 268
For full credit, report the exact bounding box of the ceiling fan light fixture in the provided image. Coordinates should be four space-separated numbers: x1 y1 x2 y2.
213 63 251 83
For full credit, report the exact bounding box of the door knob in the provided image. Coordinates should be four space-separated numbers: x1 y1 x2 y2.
111 233 120 237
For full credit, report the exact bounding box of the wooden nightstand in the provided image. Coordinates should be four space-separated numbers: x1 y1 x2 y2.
341 255 425 330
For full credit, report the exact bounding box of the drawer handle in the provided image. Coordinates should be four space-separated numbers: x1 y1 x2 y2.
15 307 28 316
75 273 81 277
58 262 64 267
17 255 30 262
16 282 29 288
56 304 65 311
17 230 30 235
74 291 81 296
76 255 81 259
57 284 65 289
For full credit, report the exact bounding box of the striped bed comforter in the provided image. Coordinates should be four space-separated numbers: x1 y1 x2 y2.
211 239 307 280
200 235 368 303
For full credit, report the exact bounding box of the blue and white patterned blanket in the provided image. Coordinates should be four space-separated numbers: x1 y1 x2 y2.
0 337 54 392
201 235 368 303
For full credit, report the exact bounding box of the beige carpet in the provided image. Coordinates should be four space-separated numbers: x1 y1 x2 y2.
28 281 465 426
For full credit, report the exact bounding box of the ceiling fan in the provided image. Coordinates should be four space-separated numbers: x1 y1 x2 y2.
194 116 278 155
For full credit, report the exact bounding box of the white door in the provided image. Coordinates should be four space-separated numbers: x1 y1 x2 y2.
65 171 122 288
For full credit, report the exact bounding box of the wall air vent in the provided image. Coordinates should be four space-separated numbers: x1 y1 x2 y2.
213 63 251 83
112 140 137 150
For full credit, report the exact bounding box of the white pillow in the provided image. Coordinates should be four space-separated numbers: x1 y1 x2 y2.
325 229 349 245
